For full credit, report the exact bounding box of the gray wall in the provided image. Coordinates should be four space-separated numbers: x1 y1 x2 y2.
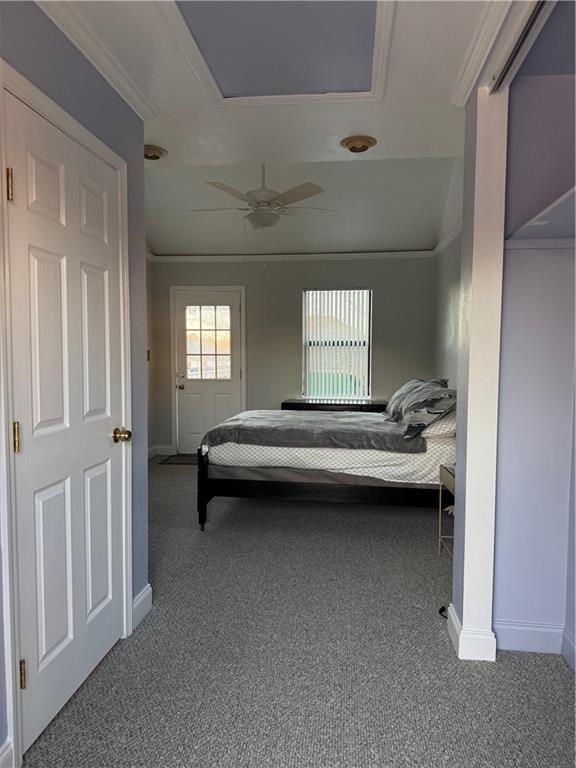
452 91 477 620
0 2 147 744
493 246 574 652
434 235 462 388
148 257 437 447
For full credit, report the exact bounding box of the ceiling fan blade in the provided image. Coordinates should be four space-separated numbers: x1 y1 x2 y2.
187 207 251 212
275 182 324 206
281 207 336 217
205 181 250 202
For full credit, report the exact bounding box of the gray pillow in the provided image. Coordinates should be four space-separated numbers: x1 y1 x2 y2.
386 379 423 421
400 382 453 418
387 378 448 422
401 386 457 440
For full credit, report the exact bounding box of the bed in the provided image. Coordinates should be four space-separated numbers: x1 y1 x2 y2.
197 379 456 530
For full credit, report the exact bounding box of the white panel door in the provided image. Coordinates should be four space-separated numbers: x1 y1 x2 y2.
174 289 243 453
5 92 127 751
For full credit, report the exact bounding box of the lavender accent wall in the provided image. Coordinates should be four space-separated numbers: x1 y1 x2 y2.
505 74 575 236
495 0 576 663
0 1 148 745
517 0 575 77
177 0 376 97
493 245 574 652
562 418 575 669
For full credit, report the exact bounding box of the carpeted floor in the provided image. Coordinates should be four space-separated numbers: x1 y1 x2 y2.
158 454 197 465
24 461 574 768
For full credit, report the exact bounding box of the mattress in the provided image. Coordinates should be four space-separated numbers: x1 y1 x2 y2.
206 436 455 486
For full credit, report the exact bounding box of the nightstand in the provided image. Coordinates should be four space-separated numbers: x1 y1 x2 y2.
438 464 455 556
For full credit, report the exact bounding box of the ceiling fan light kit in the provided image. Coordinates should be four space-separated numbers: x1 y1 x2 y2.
340 135 377 153
246 210 281 230
188 164 334 230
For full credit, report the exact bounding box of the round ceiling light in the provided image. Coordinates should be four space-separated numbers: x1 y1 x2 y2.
246 209 281 230
340 135 377 153
144 144 167 160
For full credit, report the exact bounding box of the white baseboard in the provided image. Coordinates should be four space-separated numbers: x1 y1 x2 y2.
0 739 14 768
132 584 152 629
148 445 173 458
561 627 575 670
447 603 497 661
493 619 564 653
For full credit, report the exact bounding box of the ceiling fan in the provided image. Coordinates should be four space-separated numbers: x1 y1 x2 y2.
188 165 334 229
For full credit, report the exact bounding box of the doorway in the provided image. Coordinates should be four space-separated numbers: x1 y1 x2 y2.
170 286 246 453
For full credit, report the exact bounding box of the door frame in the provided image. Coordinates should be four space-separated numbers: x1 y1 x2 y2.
0 60 133 764
169 285 246 454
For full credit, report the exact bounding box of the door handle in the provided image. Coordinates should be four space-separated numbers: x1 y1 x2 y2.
112 427 132 443
177 384 185 390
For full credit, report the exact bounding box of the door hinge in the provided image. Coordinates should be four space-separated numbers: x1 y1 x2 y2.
19 659 26 690
12 421 20 453
6 167 13 202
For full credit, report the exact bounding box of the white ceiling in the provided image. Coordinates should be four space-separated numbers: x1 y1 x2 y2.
38 1 517 257
146 158 457 255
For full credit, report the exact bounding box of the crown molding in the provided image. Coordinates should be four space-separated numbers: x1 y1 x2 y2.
157 0 395 108
434 220 463 256
450 1 512 107
147 248 435 264
37 1 160 122
154 0 223 106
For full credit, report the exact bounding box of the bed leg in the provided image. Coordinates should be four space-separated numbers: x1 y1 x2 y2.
198 500 206 532
197 446 208 531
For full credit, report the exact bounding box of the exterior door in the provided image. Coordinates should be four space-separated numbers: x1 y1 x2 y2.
5 92 128 750
174 288 243 452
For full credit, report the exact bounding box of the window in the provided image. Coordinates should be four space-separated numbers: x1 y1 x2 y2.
185 305 231 380
302 289 372 399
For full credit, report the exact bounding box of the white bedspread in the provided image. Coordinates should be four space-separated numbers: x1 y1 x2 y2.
207 436 455 486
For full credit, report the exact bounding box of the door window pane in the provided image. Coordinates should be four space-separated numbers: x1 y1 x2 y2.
216 330 230 355
201 305 215 329
186 306 201 330
201 330 216 355
187 355 201 379
186 304 232 380
186 331 200 355
202 355 216 378
216 356 231 379
216 305 230 329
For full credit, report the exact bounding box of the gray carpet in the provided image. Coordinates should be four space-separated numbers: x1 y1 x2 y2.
24 462 574 768
158 454 197 465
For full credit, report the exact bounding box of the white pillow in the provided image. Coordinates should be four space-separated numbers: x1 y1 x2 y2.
421 409 457 438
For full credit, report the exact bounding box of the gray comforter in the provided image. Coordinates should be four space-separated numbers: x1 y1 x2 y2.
202 410 426 454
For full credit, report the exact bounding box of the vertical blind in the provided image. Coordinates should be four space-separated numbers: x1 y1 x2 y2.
302 289 372 400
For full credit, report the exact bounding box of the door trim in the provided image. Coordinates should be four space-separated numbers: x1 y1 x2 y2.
169 286 246 453
0 59 133 764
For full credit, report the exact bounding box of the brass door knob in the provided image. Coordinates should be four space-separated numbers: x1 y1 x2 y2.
112 427 132 443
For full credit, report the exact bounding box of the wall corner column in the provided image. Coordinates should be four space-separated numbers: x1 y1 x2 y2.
449 86 509 661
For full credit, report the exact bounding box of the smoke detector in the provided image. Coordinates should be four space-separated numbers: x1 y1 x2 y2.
340 135 377 153
144 144 167 161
